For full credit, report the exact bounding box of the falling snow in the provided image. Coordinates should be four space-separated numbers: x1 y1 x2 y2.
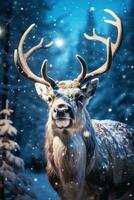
0 0 134 199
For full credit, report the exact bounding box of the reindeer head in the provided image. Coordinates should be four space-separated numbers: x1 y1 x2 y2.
14 9 122 130
34 77 99 130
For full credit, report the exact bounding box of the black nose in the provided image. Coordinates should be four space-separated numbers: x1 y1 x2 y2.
54 104 74 118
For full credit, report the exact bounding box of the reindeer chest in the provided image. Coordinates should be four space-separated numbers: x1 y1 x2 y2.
52 134 87 183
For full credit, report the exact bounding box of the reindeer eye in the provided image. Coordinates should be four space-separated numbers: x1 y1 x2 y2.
48 96 52 103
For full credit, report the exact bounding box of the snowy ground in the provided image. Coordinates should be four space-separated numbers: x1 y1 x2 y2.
25 170 60 200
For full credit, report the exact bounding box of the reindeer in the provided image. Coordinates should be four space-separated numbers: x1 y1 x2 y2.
14 9 134 200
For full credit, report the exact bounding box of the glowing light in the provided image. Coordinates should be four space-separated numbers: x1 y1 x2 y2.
54 38 64 48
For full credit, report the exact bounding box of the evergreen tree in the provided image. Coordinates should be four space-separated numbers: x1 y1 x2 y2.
68 8 97 85
0 100 36 200
77 8 96 68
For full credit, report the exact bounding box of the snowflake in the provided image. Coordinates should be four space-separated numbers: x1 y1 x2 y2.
108 108 112 112
60 20 64 24
90 7 95 11
34 178 38 182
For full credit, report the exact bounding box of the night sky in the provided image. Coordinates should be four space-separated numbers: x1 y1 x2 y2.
46 0 131 68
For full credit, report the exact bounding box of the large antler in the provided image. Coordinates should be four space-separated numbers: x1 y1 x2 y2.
81 9 122 83
14 24 57 88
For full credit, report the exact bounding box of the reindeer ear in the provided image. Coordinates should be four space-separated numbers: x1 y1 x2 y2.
35 83 49 101
81 78 99 99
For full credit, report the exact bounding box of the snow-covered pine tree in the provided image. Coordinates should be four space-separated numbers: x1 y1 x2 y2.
0 100 36 200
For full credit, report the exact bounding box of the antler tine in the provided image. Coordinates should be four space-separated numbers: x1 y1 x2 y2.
41 59 57 88
83 37 112 83
25 38 54 58
82 9 122 82
104 9 122 55
75 55 87 83
84 9 122 56
84 28 107 48
14 23 56 88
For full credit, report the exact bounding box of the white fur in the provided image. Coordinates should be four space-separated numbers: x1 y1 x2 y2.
53 134 87 200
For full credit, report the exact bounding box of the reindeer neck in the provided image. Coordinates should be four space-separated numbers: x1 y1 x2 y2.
45 109 96 170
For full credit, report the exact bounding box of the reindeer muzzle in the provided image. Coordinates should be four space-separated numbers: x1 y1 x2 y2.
52 104 74 128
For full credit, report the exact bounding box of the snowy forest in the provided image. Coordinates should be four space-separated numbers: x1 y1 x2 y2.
0 0 134 199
